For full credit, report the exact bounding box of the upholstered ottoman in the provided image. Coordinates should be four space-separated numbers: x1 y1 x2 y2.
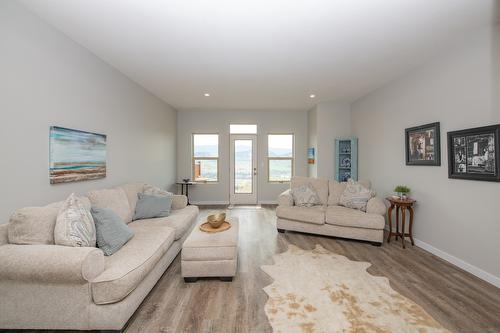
182 217 239 282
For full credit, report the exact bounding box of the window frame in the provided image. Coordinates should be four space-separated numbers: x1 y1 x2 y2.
192 133 220 183
267 133 295 183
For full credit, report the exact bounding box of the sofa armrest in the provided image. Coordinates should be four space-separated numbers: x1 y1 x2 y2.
278 189 294 207
0 245 104 283
366 197 387 216
172 195 188 210
0 224 7 246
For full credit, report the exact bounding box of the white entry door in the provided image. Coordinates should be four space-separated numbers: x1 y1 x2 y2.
230 134 257 204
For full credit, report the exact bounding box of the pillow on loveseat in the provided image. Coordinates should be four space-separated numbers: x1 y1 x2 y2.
339 179 375 212
291 185 321 207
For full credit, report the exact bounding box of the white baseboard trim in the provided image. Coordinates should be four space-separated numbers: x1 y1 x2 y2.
414 238 500 289
190 201 229 205
258 200 278 205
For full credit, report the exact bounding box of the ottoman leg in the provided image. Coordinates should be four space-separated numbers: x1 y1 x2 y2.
277 228 285 233
184 277 198 283
220 277 233 282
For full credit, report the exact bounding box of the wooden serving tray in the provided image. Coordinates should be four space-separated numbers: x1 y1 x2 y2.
199 221 231 233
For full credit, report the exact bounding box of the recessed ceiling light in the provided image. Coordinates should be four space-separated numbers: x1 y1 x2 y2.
204 93 210 97
309 94 316 98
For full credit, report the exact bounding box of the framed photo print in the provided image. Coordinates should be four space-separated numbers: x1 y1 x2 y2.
405 122 441 166
448 124 500 182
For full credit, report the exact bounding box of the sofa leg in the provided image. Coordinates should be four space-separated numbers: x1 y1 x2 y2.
277 228 285 233
371 242 382 247
220 276 233 282
184 277 198 283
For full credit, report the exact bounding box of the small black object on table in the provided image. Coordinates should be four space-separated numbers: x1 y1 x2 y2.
176 181 196 205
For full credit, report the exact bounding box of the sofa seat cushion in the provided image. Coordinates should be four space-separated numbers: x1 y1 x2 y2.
129 205 198 240
91 223 175 305
276 205 326 225
326 206 385 230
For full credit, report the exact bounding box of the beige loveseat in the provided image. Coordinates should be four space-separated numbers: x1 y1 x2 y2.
276 177 386 245
0 183 198 331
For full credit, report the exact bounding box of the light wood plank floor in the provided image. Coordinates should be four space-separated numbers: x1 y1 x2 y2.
123 206 500 333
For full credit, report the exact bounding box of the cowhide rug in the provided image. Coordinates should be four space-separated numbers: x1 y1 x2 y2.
261 244 449 333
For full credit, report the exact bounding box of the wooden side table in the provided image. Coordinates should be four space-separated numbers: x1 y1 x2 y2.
386 197 416 249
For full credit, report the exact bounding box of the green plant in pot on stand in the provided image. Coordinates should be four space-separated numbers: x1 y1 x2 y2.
394 185 411 200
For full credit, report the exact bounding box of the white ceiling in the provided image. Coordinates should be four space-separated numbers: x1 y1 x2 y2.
21 0 498 110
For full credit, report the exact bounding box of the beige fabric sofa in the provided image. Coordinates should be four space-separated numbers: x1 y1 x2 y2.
0 183 199 331
276 177 386 245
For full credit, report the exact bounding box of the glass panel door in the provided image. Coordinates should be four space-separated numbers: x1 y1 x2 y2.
234 140 253 194
230 134 257 204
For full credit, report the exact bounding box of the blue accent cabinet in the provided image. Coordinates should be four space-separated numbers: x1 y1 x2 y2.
335 138 358 182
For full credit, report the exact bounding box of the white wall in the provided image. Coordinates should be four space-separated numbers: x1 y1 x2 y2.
315 102 352 180
307 102 352 180
177 109 308 204
307 107 318 177
0 2 177 223
351 25 500 286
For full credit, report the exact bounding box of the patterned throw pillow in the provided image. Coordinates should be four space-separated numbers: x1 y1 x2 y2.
143 184 174 197
339 179 375 212
291 185 321 207
54 194 96 247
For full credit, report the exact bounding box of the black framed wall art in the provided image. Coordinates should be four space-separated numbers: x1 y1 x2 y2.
405 122 441 166
448 124 500 182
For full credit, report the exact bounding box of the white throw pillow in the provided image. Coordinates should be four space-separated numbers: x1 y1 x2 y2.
291 185 321 207
143 184 174 197
54 193 96 247
339 179 375 212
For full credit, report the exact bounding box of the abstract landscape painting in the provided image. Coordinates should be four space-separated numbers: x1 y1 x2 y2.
49 126 106 184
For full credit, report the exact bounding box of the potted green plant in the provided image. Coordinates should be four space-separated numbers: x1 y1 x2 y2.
394 185 411 199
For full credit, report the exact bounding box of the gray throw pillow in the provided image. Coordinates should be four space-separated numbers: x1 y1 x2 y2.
91 207 134 256
133 193 173 220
